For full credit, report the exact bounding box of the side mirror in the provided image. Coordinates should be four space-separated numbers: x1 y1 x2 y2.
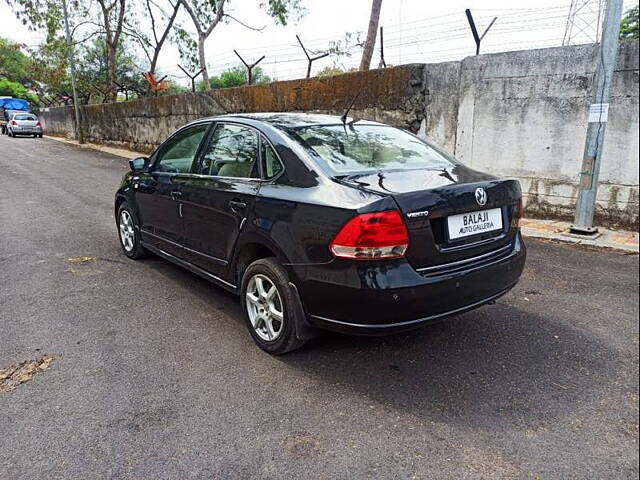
129 156 149 172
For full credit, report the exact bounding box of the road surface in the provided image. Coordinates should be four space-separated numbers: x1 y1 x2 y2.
1 135 638 479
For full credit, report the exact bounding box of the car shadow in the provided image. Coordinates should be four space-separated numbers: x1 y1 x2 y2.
279 302 616 430
140 255 616 430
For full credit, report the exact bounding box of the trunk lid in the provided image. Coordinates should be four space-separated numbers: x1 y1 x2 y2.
338 166 522 270
15 119 38 127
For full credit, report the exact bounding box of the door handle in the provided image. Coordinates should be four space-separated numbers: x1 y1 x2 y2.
170 190 182 200
228 200 247 212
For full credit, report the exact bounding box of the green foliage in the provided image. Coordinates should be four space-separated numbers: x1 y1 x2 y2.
3 0 89 42
259 0 306 25
198 65 272 90
620 6 639 40
0 77 38 103
26 34 149 103
29 36 71 98
0 37 32 85
173 25 200 72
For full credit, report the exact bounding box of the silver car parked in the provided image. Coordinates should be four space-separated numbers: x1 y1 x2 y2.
7 113 43 138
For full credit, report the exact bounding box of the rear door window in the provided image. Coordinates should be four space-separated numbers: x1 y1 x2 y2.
199 123 259 179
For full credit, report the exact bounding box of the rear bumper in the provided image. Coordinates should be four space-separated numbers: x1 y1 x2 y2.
309 284 516 335
293 232 526 335
10 127 42 135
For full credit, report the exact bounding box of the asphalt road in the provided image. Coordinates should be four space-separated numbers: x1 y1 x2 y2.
1 135 638 480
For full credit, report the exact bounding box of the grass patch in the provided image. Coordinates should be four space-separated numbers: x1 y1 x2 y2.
65 256 98 265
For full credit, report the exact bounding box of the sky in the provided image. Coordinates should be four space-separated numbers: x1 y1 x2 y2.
1 0 638 86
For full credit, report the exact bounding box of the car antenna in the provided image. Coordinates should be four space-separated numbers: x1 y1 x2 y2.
341 92 360 129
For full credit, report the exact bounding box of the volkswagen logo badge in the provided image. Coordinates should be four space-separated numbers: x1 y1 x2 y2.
475 187 487 206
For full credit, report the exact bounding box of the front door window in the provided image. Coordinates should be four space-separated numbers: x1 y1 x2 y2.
155 124 208 173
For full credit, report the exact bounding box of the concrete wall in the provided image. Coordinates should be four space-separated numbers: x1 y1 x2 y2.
39 42 639 228
454 42 639 228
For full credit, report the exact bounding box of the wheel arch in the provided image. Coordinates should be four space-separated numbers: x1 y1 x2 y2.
232 234 293 286
114 194 127 218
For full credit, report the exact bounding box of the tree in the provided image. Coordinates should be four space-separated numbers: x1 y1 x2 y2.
181 0 304 90
4 0 65 40
0 37 32 85
359 0 383 71
181 0 226 89
28 36 71 102
620 6 639 40
127 0 182 75
96 0 127 101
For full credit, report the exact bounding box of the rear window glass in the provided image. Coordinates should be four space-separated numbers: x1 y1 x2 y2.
291 124 455 175
14 114 36 121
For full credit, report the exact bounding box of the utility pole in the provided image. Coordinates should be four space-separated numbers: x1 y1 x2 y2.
62 0 84 144
570 0 624 235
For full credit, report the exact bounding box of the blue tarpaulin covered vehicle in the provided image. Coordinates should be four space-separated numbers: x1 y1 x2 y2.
0 98 30 111
1 97 31 134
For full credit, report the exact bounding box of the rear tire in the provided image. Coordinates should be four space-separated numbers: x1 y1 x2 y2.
240 258 307 355
117 202 148 259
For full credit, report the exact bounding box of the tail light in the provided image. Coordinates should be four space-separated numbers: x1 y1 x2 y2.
330 210 409 260
36 121 41 127
10 120 17 126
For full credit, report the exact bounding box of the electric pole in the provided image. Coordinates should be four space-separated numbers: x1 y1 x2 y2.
570 0 624 235
62 0 84 144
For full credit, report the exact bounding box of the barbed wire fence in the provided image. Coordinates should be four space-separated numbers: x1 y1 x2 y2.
43 3 600 105
150 4 581 90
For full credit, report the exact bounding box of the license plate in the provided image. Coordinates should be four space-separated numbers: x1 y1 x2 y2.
447 208 503 240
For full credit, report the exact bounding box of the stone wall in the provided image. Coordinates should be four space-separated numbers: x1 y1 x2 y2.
39 41 639 228
41 64 428 154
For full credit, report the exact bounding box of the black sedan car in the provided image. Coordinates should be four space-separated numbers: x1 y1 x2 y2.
115 113 526 354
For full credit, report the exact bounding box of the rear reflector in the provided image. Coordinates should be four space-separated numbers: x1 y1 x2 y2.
330 210 409 260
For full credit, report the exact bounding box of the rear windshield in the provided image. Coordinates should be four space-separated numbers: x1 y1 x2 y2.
291 124 455 175
14 114 36 121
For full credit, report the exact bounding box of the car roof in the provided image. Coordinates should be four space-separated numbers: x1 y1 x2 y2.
194 112 386 129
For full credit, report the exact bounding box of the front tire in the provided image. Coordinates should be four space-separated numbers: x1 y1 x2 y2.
117 202 148 259
240 258 307 355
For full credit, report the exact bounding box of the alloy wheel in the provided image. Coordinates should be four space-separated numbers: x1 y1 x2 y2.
119 210 135 252
246 274 284 342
